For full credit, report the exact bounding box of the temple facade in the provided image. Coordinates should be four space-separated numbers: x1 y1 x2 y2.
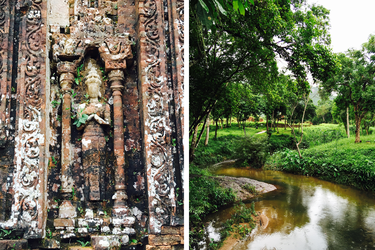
0 0 184 249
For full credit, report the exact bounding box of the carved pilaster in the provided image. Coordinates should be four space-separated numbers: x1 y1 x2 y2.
58 63 75 193
57 62 77 218
138 0 177 234
109 70 127 205
0 0 10 148
99 40 132 215
168 0 184 211
1 0 48 238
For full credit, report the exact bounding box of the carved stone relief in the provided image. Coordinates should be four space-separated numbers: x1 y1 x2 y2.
0 0 184 247
139 0 178 234
0 0 9 148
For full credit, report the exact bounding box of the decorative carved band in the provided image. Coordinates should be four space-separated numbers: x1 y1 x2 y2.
169 0 184 207
139 0 176 234
7 0 46 238
0 0 8 147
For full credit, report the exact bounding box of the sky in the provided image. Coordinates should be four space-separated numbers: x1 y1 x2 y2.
308 0 375 53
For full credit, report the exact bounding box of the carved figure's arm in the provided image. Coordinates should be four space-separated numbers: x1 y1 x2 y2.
105 104 111 125
93 114 109 125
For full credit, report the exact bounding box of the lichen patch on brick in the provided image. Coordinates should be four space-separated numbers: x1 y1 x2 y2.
0 0 184 248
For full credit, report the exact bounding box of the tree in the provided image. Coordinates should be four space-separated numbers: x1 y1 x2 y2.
316 99 333 123
331 101 353 137
190 0 337 159
236 94 260 136
322 36 375 142
362 111 375 136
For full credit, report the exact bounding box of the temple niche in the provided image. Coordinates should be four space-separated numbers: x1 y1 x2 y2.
0 0 184 249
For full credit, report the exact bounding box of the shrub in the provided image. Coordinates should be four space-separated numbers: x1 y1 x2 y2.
268 134 295 153
193 135 236 166
243 183 257 194
189 176 236 225
234 136 269 168
267 145 375 192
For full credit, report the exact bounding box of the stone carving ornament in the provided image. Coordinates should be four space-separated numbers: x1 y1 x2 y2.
77 59 110 201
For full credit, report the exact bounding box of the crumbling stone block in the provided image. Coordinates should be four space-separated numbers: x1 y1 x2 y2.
161 226 181 235
0 240 28 250
54 218 75 227
69 247 93 250
43 238 61 249
146 246 171 250
148 235 182 246
91 236 122 250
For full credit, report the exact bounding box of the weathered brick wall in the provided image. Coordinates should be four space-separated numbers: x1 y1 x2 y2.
0 0 184 249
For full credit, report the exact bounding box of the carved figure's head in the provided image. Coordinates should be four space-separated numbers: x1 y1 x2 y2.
85 60 102 100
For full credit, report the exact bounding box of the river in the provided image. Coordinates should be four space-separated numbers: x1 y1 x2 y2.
202 166 375 250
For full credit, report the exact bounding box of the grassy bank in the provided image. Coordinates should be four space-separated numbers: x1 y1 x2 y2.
190 165 258 249
266 134 375 191
190 123 375 248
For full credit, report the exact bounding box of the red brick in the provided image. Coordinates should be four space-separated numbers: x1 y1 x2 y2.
54 218 75 227
146 246 171 250
148 235 181 246
0 240 28 250
161 226 180 235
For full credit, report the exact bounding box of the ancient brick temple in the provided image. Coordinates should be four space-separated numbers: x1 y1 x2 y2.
0 0 184 249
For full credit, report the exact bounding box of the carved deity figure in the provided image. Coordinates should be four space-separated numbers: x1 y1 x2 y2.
77 59 110 201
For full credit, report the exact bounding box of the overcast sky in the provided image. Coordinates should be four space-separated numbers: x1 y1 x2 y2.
308 0 375 53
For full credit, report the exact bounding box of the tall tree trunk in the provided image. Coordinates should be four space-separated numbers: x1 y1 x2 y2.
284 117 287 130
229 115 232 127
243 121 246 136
215 120 218 139
289 96 309 158
204 116 210 146
354 114 362 143
226 117 229 128
189 125 199 161
266 116 269 133
272 110 275 131
238 117 241 128
220 118 223 129
276 119 279 133
347 107 350 138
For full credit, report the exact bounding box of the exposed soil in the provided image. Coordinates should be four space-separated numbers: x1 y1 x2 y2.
210 175 277 201
209 173 276 250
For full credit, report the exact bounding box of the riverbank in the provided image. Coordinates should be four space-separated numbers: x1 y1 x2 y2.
219 211 269 250
211 174 276 200
190 164 277 249
190 123 375 248
266 134 375 192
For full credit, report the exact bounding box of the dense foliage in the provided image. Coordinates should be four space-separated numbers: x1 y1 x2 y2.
321 35 375 142
189 165 237 249
189 0 338 159
234 136 269 168
267 134 375 191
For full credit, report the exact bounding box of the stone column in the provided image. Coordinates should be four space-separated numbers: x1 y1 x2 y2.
99 39 135 234
108 69 128 210
99 39 133 218
57 62 76 218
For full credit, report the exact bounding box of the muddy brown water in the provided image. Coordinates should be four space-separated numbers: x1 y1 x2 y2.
201 166 375 250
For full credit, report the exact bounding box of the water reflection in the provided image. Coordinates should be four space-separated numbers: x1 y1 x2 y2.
204 167 375 250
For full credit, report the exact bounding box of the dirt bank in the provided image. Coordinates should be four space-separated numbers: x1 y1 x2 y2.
211 175 277 201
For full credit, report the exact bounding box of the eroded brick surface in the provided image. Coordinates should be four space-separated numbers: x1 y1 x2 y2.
0 0 184 248
148 235 182 246
0 239 28 250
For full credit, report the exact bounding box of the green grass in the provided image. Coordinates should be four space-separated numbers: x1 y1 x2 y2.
190 122 375 248
189 164 237 249
266 133 375 191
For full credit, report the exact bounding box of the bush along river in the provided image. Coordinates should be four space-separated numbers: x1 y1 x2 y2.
202 165 375 250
